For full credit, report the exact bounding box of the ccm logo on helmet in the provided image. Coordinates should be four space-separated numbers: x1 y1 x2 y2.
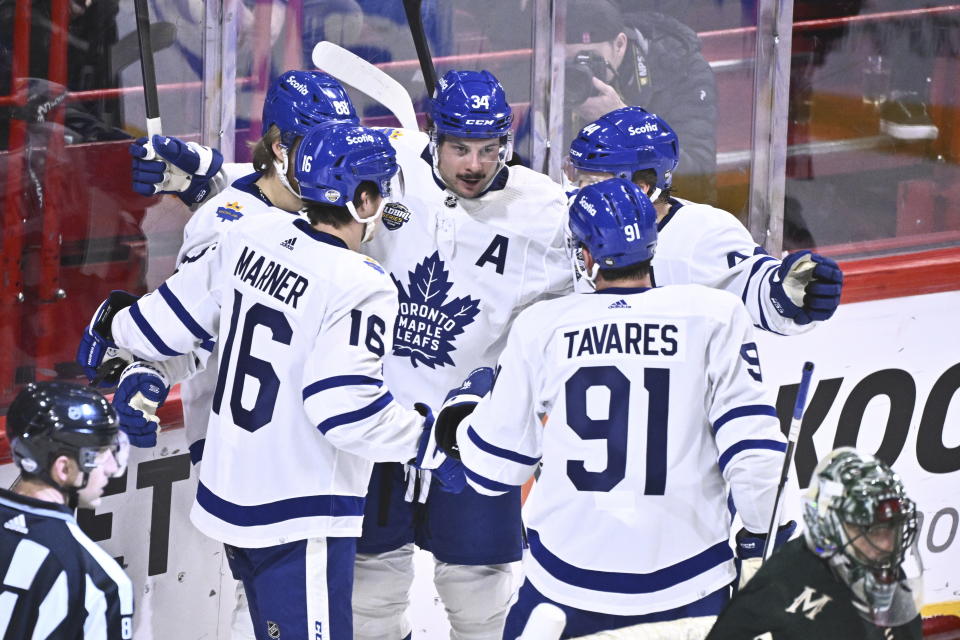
286 77 310 96
347 133 376 145
628 122 658 135
465 119 495 126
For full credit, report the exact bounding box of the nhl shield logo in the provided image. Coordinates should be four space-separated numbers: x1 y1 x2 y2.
324 188 341 203
382 202 411 230
266 621 280 639
444 194 458 208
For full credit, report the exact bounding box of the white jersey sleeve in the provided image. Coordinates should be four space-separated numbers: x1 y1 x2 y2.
301 269 425 464
653 200 814 336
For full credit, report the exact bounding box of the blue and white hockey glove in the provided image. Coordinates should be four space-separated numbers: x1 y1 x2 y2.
413 403 465 494
770 250 844 325
113 361 170 448
76 290 138 386
130 135 223 206
735 520 797 589
434 366 496 457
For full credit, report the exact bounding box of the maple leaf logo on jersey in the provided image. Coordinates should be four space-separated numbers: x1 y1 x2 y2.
392 252 481 369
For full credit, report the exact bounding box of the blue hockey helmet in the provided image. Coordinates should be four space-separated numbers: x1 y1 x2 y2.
567 107 679 193
295 124 397 206
430 70 513 140
568 177 658 272
6 382 126 481
262 70 359 148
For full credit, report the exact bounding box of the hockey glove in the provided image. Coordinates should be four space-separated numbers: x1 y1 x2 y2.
413 403 465 494
735 520 797 590
76 291 138 386
770 251 844 325
435 366 496 457
113 361 170 448
130 135 223 205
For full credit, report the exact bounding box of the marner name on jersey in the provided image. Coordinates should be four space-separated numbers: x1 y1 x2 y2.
562 321 679 358
234 246 310 308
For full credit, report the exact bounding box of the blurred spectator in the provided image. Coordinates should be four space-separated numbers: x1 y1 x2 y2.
564 0 718 202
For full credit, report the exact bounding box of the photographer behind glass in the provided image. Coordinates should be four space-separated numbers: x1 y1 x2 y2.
565 0 718 203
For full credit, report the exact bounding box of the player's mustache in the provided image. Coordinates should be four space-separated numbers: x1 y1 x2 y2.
457 172 487 180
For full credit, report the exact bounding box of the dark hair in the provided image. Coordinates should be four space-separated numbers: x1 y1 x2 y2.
632 169 672 204
251 125 282 174
303 181 379 228
598 258 652 282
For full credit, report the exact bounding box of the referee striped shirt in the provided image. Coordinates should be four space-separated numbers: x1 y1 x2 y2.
0 488 134 639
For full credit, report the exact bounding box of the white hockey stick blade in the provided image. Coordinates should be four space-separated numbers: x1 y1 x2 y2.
518 603 566 640
569 615 717 640
311 41 419 131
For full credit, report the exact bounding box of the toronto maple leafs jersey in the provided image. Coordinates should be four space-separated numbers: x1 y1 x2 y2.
457 285 788 615
111 214 425 547
175 171 299 462
367 129 572 409
652 198 812 336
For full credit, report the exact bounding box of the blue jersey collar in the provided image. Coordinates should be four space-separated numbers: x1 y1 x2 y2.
657 197 686 231
594 286 653 295
293 218 349 249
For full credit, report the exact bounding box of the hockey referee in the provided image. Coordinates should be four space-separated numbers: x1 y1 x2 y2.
0 382 134 638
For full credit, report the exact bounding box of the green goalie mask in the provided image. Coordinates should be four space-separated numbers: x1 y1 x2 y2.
802 447 922 626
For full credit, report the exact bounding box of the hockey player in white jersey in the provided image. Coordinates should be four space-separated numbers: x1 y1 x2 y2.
565 106 844 335
94 70 361 459
351 70 571 640
432 178 795 638
76 123 445 640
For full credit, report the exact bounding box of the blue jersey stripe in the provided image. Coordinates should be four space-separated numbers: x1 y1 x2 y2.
316 392 394 434
196 482 364 527
527 528 733 595
303 375 383 401
188 439 205 465
129 303 182 357
464 466 516 493
713 405 778 433
466 426 540 466
741 257 778 304
158 283 213 341
717 439 787 472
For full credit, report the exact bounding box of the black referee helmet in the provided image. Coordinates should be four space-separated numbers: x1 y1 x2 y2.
6 381 120 478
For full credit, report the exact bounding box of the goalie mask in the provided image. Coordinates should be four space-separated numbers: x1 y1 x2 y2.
567 178 658 288
295 124 399 243
7 382 129 502
802 447 922 626
565 106 679 202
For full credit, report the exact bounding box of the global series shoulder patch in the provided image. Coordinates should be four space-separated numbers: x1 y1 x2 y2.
363 258 385 274
216 201 244 222
382 202 412 230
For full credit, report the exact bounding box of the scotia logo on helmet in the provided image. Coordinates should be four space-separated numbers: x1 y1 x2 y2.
324 189 341 203
286 77 309 96
628 122 658 136
382 202 412 231
580 200 598 217
347 133 376 145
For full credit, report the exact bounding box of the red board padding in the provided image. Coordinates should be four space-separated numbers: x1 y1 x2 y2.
924 615 960 640
839 248 960 305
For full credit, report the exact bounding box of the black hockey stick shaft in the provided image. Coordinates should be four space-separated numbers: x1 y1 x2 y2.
402 0 438 98
762 361 815 563
134 0 162 136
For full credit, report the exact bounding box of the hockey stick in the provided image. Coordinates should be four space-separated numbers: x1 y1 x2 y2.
402 0 438 97
762 361 815 562
134 0 162 137
311 41 419 131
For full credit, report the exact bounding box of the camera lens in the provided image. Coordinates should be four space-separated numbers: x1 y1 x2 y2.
565 62 596 108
